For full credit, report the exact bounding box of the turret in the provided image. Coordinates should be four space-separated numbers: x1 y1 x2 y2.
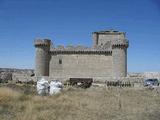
34 39 51 77
112 32 129 78
92 29 119 49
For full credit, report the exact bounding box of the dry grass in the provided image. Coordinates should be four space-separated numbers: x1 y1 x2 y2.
0 87 21 103
0 86 160 120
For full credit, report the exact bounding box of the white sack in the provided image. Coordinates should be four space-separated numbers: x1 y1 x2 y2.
37 78 49 96
49 80 63 95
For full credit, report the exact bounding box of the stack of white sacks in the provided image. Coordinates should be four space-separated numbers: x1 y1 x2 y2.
37 78 63 96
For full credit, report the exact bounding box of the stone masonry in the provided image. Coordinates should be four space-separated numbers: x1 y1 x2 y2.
34 29 129 81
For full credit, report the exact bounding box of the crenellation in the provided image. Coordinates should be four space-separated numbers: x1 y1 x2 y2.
50 50 112 55
93 29 125 35
112 39 129 48
34 39 51 47
50 44 111 52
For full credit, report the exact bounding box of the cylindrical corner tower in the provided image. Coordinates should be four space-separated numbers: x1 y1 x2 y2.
34 39 51 77
112 36 129 78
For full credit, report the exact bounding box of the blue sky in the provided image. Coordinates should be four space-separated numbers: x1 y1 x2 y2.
0 0 160 72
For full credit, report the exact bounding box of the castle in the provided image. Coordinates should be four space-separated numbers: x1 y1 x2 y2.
34 29 129 81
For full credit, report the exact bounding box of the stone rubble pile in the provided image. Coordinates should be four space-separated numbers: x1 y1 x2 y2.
0 68 34 83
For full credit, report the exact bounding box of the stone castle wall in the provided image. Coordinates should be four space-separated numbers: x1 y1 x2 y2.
49 54 113 80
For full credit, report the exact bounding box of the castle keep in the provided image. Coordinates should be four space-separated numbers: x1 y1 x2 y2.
34 30 129 81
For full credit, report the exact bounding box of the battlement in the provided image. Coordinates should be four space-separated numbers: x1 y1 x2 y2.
34 39 51 47
49 45 112 55
50 45 112 52
112 39 129 49
50 50 112 55
93 29 125 35
51 45 89 51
